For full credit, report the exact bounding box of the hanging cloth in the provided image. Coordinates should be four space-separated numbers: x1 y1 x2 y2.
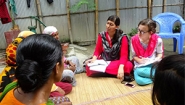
0 0 12 24
27 0 30 8
47 0 53 4
8 0 17 15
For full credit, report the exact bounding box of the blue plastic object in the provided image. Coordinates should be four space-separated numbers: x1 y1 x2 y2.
153 12 185 54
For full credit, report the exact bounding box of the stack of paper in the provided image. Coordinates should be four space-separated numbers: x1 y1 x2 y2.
87 60 110 72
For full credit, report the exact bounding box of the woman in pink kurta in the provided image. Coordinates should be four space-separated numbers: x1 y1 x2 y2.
85 15 133 81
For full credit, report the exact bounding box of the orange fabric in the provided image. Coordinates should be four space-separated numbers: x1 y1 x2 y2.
0 89 46 105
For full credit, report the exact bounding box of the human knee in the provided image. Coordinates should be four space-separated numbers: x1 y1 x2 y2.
124 62 134 74
135 77 148 85
62 70 74 79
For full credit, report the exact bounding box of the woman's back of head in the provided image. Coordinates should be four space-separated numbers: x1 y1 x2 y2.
15 34 62 93
152 54 185 105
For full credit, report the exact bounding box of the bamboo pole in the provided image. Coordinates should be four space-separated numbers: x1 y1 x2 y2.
147 0 151 18
116 0 120 17
162 0 166 12
66 0 73 44
150 0 153 18
184 0 185 19
95 0 98 42
35 0 44 33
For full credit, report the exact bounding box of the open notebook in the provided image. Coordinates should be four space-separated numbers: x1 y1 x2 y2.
87 60 110 72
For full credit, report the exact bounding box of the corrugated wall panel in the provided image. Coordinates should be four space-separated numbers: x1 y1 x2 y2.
166 6 183 16
166 0 183 4
152 0 184 17
70 0 89 13
120 0 148 33
16 0 37 17
120 0 147 8
0 23 12 49
40 0 66 15
70 13 95 42
98 0 115 10
120 8 148 34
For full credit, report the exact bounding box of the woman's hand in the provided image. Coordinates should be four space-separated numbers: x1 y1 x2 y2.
68 65 76 72
65 60 76 72
117 64 124 80
85 56 97 65
68 61 75 67
137 57 149 64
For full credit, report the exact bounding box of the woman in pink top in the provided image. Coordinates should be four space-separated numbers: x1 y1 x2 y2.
131 19 163 85
85 15 133 81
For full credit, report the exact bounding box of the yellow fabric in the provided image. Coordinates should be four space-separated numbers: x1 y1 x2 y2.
51 84 58 92
17 31 35 38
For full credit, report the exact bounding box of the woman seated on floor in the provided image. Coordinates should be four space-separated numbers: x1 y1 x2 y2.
84 15 133 81
151 54 185 105
131 18 163 85
0 34 72 105
0 31 72 98
0 31 35 93
43 26 84 86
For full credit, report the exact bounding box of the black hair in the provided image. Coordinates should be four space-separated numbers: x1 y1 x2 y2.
15 34 62 93
151 54 185 105
138 18 157 33
107 15 124 45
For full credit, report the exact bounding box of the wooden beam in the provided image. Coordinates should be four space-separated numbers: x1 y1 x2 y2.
116 0 120 17
95 0 98 42
162 0 166 12
184 0 185 19
147 0 151 18
150 0 153 18
66 0 73 44
35 0 44 33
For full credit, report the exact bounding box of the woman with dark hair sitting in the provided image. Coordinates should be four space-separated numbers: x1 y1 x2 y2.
151 54 185 105
0 34 72 105
85 15 133 81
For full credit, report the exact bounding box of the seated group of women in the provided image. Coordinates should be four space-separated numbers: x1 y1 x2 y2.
0 15 184 105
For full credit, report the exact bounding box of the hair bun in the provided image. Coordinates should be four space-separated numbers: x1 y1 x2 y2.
15 59 43 93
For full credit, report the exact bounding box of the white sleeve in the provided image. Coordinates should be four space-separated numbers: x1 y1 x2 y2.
156 38 163 54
